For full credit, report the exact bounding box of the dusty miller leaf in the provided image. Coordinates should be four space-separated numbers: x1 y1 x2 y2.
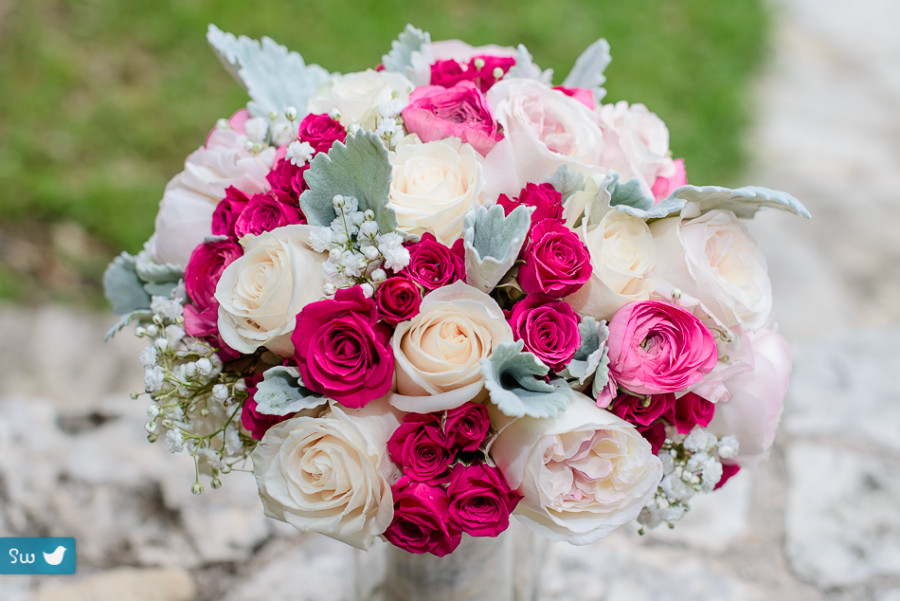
254 366 328 416
104 310 152 342
505 44 554 84
668 185 811 219
104 252 151 316
481 341 574 418
207 25 330 118
545 165 585 201
463 205 530 292
559 317 610 386
299 130 397 233
605 173 685 220
382 25 431 85
562 38 611 102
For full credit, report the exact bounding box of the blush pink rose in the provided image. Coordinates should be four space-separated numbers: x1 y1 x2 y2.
403 233 466 291
297 112 346 154
374 274 422 325
518 220 592 298
606 300 718 395
402 82 502 156
507 293 581 372
651 158 687 203
233 191 305 238
447 463 521 537
387 413 455 483
384 477 461 556
291 286 393 408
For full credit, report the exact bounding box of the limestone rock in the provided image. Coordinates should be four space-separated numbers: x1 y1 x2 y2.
30 567 195 601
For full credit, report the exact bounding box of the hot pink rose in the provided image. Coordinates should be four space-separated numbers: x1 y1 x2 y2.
554 86 595 110
387 413 455 483
401 82 503 156
404 233 466 291
518 220 592 297
609 392 676 427
384 477 460 556
715 464 741 490
666 391 715 434
443 402 490 453
507 293 581 372
637 421 667 455
447 463 521 537
239 373 293 440
497 182 564 229
183 238 243 340
211 186 250 238
297 112 346 154
430 55 515 93
606 300 718 395
651 158 687 203
291 286 393 408
266 157 308 200
374 275 422 325
233 191 305 238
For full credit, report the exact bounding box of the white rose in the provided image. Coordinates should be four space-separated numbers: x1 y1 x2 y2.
596 101 675 196
650 210 773 331
214 225 326 356
388 137 485 244
251 398 400 549
148 128 275 267
482 78 605 200
390 281 513 413
491 392 662 544
566 210 656 321
307 70 413 130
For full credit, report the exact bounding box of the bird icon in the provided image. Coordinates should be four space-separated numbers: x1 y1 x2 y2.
42 546 67 566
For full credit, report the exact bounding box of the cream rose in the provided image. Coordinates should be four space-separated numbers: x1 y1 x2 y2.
251 398 400 549
214 225 326 356
307 70 413 130
566 210 657 321
148 127 275 267
388 137 485 244
650 210 773 331
390 281 513 413
482 78 605 200
490 392 662 544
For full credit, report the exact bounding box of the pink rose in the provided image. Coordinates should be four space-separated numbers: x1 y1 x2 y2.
447 463 521 537
183 237 243 341
374 275 422 325
291 286 393 408
297 112 346 154
651 157 687 202
607 300 718 395
401 81 503 156
403 233 466 291
497 182 564 230
518 219 592 298
387 413 455 483
266 157 308 200
507 293 581 372
384 477 460 556
609 392 676 427
443 402 490 453
666 391 715 434
554 86 595 110
233 191 305 238
715 464 741 490
430 55 515 93
240 373 292 440
211 186 250 238
637 421 667 455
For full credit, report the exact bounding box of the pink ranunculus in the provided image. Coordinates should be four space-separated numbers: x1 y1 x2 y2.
233 191 305 238
609 392 676 428
442 402 491 453
447 463 521 537
387 413 455 483
497 182 564 230
211 186 250 238
266 157 309 200
606 300 718 395
403 233 466 291
374 274 422 325
401 82 503 156
667 391 716 434
507 293 581 372
297 112 346 154
291 286 393 408
651 157 687 203
518 219 592 298
384 477 461 556
554 86 595 111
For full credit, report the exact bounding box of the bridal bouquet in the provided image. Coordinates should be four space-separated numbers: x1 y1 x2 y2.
104 24 808 556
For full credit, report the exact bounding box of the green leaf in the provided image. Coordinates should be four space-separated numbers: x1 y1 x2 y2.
605 173 685 220
463 204 530 292
559 317 610 387
254 366 328 416
545 165 585 201
104 310 152 342
669 185 811 219
299 130 397 233
382 24 431 84
207 25 330 118
481 341 574 418
103 252 151 316
562 38 611 102
506 45 553 83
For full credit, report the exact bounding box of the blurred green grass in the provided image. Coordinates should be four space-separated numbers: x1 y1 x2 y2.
0 0 769 305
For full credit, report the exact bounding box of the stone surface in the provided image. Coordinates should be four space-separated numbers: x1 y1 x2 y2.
30 567 195 601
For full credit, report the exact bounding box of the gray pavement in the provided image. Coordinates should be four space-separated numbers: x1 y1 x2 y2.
3 0 900 599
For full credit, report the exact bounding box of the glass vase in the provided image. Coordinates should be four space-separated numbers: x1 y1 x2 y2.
354 522 545 601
